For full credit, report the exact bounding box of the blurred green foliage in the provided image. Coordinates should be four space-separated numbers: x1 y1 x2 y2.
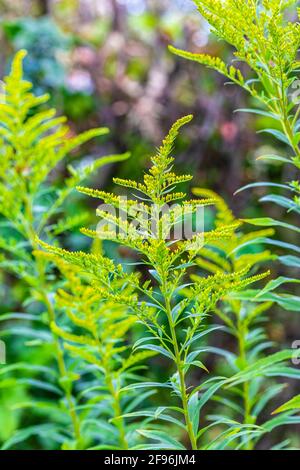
0 0 299 450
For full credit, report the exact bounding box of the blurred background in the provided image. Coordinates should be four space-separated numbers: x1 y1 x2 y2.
1 0 299 448
0 0 266 206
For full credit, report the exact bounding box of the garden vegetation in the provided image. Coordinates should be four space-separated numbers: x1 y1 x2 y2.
0 0 300 451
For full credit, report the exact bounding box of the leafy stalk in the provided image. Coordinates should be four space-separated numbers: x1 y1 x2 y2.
171 0 300 440
41 116 268 450
0 50 129 449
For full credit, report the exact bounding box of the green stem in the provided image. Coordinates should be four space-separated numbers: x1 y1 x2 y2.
40 290 81 445
237 320 253 451
106 375 129 449
24 197 81 447
162 282 198 450
94 330 128 450
269 65 300 162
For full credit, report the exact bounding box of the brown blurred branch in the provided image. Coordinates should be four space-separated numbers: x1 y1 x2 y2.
38 0 49 15
111 0 125 31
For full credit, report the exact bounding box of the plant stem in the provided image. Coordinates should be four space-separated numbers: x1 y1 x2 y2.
40 290 81 446
162 280 198 450
24 197 81 447
94 331 128 450
106 375 129 449
237 318 253 451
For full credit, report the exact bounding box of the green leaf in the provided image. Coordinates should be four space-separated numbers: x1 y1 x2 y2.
124 390 156 413
0 363 57 378
121 381 172 392
121 409 186 430
252 384 287 417
256 154 292 165
279 255 300 269
192 378 227 413
273 395 300 414
232 237 300 255
18 379 62 396
256 276 300 297
0 313 43 323
1 424 65 450
235 182 292 194
258 128 290 145
235 108 279 119
260 194 300 214
226 350 296 387
137 344 174 360
137 429 186 450
188 392 201 435
0 326 52 342
185 325 224 347
262 412 300 432
229 289 300 311
243 217 300 234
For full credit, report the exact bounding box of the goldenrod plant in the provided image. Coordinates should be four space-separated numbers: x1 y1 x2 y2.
190 189 300 449
0 50 129 449
170 0 300 420
33 250 157 450
2 3 300 447
40 116 269 450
